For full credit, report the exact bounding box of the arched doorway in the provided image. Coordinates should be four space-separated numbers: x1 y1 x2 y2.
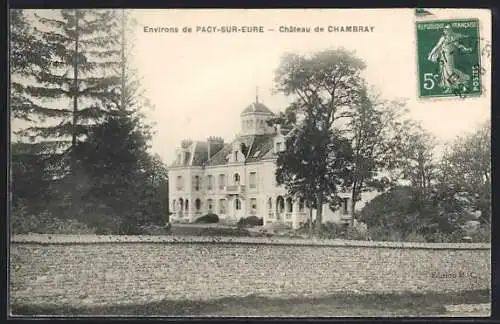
276 196 285 220
195 198 202 215
178 198 184 218
267 197 273 219
234 198 243 219
286 197 293 220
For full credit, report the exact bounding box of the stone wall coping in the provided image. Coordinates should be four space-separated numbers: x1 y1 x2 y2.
10 234 491 250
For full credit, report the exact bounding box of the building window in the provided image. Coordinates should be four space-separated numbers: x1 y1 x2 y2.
235 199 241 210
276 142 282 152
194 176 201 191
207 199 213 212
219 174 226 189
286 197 293 212
176 176 183 191
250 198 257 214
234 173 240 185
234 151 238 162
342 198 349 215
207 175 213 191
185 199 189 211
277 196 285 214
219 199 227 214
172 199 176 212
268 198 272 210
249 172 257 189
178 198 184 215
299 198 305 212
195 198 201 211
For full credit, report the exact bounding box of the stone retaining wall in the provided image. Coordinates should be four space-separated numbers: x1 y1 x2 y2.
10 235 491 309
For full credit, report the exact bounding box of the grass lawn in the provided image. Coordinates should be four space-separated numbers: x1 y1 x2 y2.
11 289 490 317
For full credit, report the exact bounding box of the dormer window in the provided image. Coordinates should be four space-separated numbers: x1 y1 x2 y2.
234 173 240 185
274 131 286 153
274 140 285 153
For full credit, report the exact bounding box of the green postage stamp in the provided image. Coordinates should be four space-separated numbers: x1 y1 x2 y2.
416 19 482 98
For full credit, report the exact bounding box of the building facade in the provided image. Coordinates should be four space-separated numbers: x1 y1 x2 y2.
168 99 355 229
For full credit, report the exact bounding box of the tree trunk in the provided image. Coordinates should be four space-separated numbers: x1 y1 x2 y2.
314 194 323 234
308 204 313 238
350 196 357 228
350 181 357 228
71 9 80 218
120 9 126 111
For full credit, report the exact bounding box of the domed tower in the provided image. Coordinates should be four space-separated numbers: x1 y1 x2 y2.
240 92 275 136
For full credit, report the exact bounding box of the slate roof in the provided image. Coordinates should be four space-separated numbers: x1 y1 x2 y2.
241 102 275 115
170 141 208 167
201 134 278 166
171 127 296 167
191 141 209 166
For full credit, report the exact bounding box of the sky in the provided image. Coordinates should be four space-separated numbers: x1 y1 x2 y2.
12 9 492 165
130 8 491 165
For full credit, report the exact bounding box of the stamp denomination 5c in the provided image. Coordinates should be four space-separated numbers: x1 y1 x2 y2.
416 19 481 98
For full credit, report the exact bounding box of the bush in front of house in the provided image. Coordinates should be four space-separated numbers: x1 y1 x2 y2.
237 216 263 228
195 213 219 224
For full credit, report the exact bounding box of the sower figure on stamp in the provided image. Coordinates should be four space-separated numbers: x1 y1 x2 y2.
427 24 473 93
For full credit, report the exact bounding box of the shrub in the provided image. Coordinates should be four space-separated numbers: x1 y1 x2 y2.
195 213 219 224
200 227 250 237
471 224 491 243
139 223 170 235
344 226 371 241
11 202 96 235
319 221 344 239
237 216 263 228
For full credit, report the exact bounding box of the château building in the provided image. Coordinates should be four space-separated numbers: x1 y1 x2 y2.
168 97 359 229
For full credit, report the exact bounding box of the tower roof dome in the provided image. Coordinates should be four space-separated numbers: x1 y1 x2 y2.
241 102 275 115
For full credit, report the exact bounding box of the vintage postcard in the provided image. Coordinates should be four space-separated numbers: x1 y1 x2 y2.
9 8 491 317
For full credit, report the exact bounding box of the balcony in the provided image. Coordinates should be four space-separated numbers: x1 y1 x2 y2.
223 185 246 196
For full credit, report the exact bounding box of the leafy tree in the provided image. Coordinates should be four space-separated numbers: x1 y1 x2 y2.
391 123 439 196
438 122 491 225
344 85 411 226
358 186 454 242
276 116 354 234
273 49 365 233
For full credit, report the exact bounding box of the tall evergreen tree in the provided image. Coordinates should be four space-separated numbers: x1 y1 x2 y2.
15 9 122 217
10 9 53 121
72 10 167 232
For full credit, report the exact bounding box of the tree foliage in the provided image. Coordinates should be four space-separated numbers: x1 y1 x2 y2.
358 122 491 243
437 122 491 225
273 49 364 233
344 85 413 224
10 9 169 234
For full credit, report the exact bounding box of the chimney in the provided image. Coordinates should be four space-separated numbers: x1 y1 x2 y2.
207 136 224 159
